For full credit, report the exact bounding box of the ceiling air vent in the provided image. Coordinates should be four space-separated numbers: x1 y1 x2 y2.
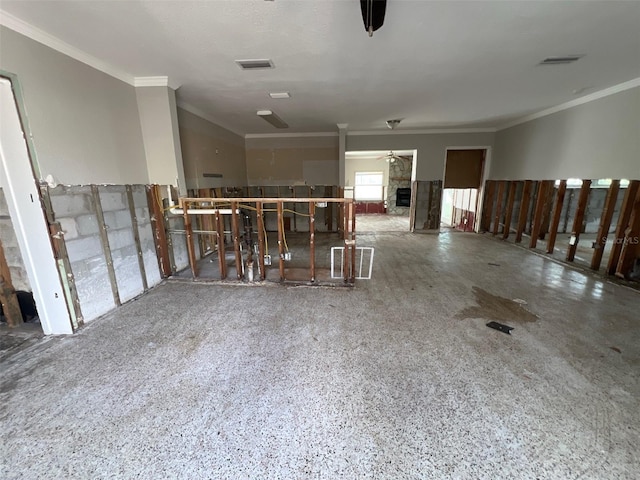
235 59 274 70
539 55 584 65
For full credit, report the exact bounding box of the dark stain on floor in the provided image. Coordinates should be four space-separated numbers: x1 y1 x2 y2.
457 286 538 323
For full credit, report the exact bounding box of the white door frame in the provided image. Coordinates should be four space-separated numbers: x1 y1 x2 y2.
442 146 492 232
0 76 73 334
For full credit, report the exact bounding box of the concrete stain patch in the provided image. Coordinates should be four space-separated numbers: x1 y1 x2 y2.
457 286 538 323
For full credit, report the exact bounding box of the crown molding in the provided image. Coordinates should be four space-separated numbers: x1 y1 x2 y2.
245 132 339 139
176 101 246 138
498 77 640 131
0 9 135 85
347 127 497 136
134 76 169 87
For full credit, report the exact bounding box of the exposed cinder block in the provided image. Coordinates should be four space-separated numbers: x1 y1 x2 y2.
50 192 92 218
106 228 135 251
58 217 79 240
65 235 103 262
72 259 115 322
0 189 9 216
99 191 127 212
102 210 133 230
76 214 100 236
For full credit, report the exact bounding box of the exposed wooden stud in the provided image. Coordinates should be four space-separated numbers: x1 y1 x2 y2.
515 180 533 243
0 237 23 327
607 181 640 275
349 200 356 282
40 185 83 329
126 185 148 291
338 187 345 234
409 181 417 232
214 209 226 280
566 180 592 261
92 185 120 306
256 202 266 281
590 180 620 270
480 180 496 232
546 180 567 254
277 202 285 281
230 201 243 280
309 201 316 282
502 181 518 239
146 185 171 277
529 181 553 248
181 198 198 278
538 181 556 240
492 181 506 235
614 186 640 278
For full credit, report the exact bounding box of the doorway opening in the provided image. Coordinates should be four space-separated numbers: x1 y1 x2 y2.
442 149 486 232
345 150 415 232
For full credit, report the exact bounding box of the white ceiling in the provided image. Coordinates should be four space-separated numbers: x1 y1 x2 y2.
1 0 639 135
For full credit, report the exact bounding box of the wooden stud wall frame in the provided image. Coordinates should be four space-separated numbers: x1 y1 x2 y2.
177 197 356 285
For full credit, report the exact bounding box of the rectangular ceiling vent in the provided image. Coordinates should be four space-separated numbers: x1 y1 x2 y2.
539 55 584 65
235 59 274 70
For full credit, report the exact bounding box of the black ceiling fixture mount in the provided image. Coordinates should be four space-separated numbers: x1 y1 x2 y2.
360 0 387 37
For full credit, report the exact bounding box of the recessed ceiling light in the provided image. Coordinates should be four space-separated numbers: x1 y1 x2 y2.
235 59 274 70
269 92 291 99
257 110 288 129
539 55 584 65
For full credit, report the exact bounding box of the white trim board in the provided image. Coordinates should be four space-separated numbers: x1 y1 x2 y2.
347 128 497 136
0 77 73 334
245 132 339 139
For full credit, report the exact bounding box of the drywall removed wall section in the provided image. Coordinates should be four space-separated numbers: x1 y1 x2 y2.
0 187 30 291
492 86 640 181
245 135 339 186
47 185 162 322
0 27 148 185
178 108 247 189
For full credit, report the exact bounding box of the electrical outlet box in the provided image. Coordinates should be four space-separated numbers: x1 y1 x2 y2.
264 255 272 266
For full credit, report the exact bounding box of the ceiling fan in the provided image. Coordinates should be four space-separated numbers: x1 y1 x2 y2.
379 151 412 163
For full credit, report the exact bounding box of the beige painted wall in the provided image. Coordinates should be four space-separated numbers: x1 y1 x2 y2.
178 108 247 189
344 155 390 188
0 26 148 185
245 135 339 186
136 87 186 192
492 87 640 180
346 132 495 181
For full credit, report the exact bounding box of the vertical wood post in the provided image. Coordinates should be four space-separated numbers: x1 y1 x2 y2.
92 185 121 306
0 237 22 327
502 182 517 239
230 201 243 279
590 180 620 270
566 180 592 261
181 198 198 278
480 180 496 232
615 187 640 278
607 181 640 275
277 202 285 281
126 185 148 291
492 181 506 235
546 181 567 254
215 208 226 280
529 181 553 248
146 185 171 277
256 201 266 281
515 180 533 243
309 201 316 282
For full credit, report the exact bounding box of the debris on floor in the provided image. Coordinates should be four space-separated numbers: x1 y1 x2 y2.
486 321 514 334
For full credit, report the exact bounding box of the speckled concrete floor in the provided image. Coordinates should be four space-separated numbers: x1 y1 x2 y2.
1 232 639 479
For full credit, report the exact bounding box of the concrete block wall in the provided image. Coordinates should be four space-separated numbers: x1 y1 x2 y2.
49 184 162 322
49 185 115 321
0 187 31 291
